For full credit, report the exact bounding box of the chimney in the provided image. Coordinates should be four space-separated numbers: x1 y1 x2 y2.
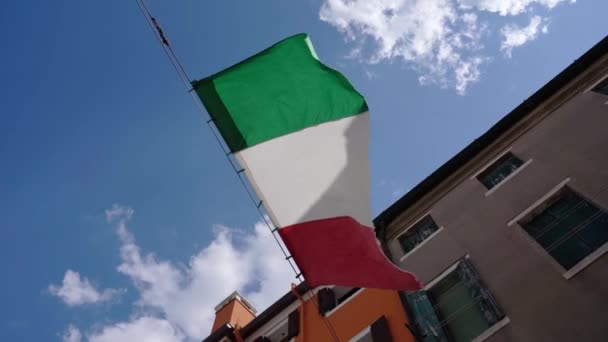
211 291 257 333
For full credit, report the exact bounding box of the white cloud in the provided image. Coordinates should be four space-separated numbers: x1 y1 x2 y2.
320 0 488 94
501 16 549 57
59 205 295 341
345 46 363 60
62 325 82 342
379 178 409 199
105 204 134 223
49 270 123 306
319 0 575 94
88 317 183 342
457 0 574 16
364 68 378 80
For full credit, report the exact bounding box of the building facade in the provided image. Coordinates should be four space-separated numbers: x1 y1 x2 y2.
375 36 608 342
203 286 417 342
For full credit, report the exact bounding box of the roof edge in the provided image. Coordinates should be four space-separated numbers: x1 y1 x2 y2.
239 282 309 338
374 34 608 229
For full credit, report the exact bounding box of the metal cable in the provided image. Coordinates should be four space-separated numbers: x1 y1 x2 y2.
134 0 298 275
134 1 341 340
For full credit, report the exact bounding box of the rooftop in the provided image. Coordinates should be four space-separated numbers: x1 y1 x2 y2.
214 291 257 315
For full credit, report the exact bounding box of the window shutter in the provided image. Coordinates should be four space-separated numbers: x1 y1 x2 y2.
370 315 392 342
287 309 300 338
456 258 505 325
317 288 336 314
406 291 449 342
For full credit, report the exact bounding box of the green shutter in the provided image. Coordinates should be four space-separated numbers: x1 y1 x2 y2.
407 291 449 342
192 33 368 152
429 272 489 342
419 258 504 342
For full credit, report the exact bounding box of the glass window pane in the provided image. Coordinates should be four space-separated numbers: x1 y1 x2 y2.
429 272 489 342
477 153 524 190
407 291 449 342
336 287 360 305
523 190 608 269
579 213 608 250
549 236 592 269
398 216 439 254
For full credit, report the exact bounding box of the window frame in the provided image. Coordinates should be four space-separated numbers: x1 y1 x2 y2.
348 316 392 342
249 289 322 342
348 326 371 342
396 213 444 262
589 75 608 96
421 256 510 342
324 287 365 317
508 178 608 279
471 149 532 195
260 316 295 342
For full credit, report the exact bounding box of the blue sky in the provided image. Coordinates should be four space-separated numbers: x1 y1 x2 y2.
1 0 606 341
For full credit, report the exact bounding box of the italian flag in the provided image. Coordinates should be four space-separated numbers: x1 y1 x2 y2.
193 34 421 291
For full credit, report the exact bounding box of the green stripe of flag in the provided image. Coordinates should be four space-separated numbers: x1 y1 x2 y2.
192 33 368 152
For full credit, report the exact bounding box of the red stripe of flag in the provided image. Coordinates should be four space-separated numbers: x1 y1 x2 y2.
279 216 422 291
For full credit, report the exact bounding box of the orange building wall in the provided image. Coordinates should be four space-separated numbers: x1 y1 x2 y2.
211 300 256 333
295 289 415 342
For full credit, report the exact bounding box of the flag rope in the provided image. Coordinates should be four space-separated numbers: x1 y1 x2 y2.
134 0 297 275
134 1 342 341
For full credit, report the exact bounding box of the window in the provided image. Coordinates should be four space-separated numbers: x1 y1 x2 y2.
318 286 362 316
348 316 392 342
408 258 505 342
255 309 299 342
349 328 373 342
477 152 524 190
521 188 608 270
398 216 440 255
338 287 361 305
592 77 608 95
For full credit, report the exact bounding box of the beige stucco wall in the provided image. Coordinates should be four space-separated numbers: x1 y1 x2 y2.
385 80 608 341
